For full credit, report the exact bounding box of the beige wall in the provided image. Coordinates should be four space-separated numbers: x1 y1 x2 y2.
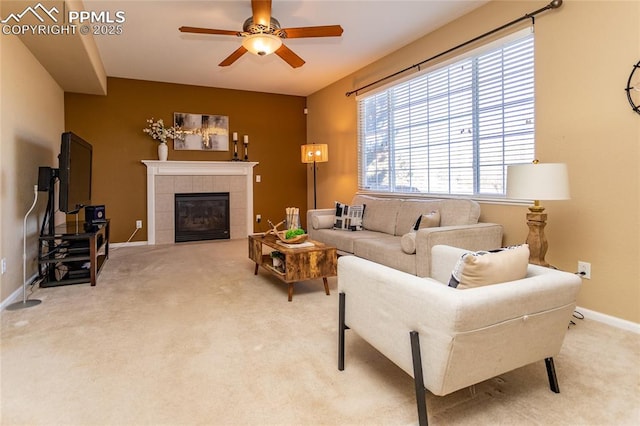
0 35 64 302
307 0 640 323
65 78 307 243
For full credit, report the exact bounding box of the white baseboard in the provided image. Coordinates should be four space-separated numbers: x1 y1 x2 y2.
1 273 40 311
1 286 24 310
109 241 148 249
576 306 640 334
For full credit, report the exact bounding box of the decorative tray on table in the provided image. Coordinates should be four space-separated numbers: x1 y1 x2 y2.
266 220 312 247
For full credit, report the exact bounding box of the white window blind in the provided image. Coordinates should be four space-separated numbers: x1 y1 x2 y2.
358 31 535 196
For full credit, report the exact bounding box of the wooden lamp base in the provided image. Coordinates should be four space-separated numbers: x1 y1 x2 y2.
526 210 549 267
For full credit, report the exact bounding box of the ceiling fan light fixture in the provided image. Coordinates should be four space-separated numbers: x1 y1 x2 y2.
242 33 282 56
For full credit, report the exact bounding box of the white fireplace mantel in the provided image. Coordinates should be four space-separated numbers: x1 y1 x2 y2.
142 160 258 244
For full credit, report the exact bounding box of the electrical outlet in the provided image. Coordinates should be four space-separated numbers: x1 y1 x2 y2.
578 261 591 279
256 214 261 223
1 258 6 275
136 220 143 229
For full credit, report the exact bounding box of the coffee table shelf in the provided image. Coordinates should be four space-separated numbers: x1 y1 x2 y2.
262 259 286 277
248 234 337 301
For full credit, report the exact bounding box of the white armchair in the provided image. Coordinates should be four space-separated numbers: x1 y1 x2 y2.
337 245 582 425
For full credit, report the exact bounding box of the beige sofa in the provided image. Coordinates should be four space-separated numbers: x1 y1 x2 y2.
307 195 503 277
338 245 582 424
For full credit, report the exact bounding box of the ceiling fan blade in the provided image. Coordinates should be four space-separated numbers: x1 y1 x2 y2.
219 46 248 67
179 26 239 36
275 44 305 68
251 0 272 27
282 25 344 39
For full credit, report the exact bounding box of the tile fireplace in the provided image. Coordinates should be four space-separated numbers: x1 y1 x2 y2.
142 161 258 245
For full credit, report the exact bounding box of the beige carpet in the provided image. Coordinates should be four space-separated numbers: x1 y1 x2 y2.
1 239 638 425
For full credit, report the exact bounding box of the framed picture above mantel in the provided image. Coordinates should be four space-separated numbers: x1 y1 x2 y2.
173 112 229 151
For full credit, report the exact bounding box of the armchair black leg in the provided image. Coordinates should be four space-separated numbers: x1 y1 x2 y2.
545 357 560 393
410 331 428 426
338 292 346 371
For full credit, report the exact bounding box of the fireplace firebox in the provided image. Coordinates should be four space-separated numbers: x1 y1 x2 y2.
175 192 230 242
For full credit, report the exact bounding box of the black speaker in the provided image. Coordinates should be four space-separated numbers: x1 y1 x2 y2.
38 167 52 191
85 205 106 224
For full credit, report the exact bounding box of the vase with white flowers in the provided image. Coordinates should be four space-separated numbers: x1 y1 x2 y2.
143 118 181 161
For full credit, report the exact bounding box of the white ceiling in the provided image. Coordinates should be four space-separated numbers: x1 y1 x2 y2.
85 0 488 96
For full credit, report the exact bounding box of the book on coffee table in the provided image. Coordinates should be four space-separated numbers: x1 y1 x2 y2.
276 240 315 249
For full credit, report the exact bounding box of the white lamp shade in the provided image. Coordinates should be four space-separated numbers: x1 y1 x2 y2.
506 163 570 200
242 34 282 56
301 144 329 163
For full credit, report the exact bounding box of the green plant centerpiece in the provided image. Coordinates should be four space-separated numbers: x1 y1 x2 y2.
279 227 307 244
275 227 304 244
285 228 305 240
266 219 308 244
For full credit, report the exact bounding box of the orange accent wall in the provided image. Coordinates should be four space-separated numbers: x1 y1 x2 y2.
64 77 307 242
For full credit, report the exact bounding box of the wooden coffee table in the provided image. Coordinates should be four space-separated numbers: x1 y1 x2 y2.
248 234 337 301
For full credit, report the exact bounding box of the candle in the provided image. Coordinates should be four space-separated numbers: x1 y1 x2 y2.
233 132 238 141
244 135 248 144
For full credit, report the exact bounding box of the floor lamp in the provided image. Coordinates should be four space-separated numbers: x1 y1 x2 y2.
7 185 42 310
301 144 329 209
506 161 570 267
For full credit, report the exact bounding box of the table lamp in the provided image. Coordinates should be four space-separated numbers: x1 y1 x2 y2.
506 161 570 267
301 144 328 209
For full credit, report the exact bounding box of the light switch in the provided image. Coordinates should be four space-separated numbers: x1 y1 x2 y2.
256 175 261 183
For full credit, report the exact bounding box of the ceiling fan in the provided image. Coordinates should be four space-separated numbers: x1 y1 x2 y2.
179 0 343 68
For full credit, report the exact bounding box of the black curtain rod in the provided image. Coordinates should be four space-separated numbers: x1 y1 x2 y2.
345 0 563 97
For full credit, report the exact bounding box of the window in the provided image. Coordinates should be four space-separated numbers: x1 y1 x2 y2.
358 30 535 197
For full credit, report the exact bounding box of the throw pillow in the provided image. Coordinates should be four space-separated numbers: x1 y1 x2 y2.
448 244 529 289
401 232 416 254
312 215 335 230
333 202 365 231
400 211 441 255
413 210 441 230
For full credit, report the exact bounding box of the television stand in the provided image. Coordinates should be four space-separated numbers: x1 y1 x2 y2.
39 220 110 287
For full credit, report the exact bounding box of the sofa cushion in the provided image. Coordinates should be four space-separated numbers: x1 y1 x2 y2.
437 199 481 226
449 245 529 289
334 201 365 231
353 235 417 275
351 195 401 235
311 215 334 230
311 229 381 253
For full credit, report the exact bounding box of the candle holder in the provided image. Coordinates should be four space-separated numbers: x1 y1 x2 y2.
232 132 240 161
243 142 249 161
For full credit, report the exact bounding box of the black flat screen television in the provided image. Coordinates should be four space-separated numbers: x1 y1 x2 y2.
59 132 92 214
